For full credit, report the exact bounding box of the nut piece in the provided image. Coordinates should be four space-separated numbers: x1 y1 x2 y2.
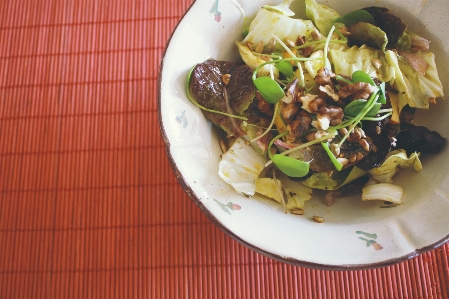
312 215 325 223
291 208 304 215
359 138 370 152
315 67 336 86
338 82 377 101
222 74 231 87
284 38 296 48
316 105 344 128
254 41 264 53
266 38 276 53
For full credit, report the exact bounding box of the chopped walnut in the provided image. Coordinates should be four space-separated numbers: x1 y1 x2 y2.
299 94 325 114
286 110 312 142
319 85 339 102
338 82 377 101
316 105 344 129
281 101 300 122
302 45 314 57
281 78 301 104
315 67 336 86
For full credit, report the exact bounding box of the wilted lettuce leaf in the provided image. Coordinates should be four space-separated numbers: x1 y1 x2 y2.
368 149 422 183
218 138 266 196
362 7 407 49
189 60 255 137
236 42 278 77
305 0 340 36
278 173 313 210
243 7 315 47
385 50 444 111
300 166 367 190
330 45 393 81
348 22 388 52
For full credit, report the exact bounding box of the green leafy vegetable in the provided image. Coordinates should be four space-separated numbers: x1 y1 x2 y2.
242 7 315 48
329 45 381 79
301 166 367 190
361 6 406 49
218 138 267 196
271 154 310 178
275 61 294 79
333 10 376 28
305 0 340 36
264 0 295 17
385 50 444 112
348 22 388 52
352 70 377 86
253 77 285 104
368 150 422 183
344 99 381 118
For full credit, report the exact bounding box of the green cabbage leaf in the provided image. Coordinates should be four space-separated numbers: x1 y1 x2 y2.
385 50 444 111
368 149 422 183
305 0 340 36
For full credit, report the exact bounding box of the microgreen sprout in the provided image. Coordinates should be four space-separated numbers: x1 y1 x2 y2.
267 132 310 178
323 25 335 70
250 102 280 143
336 92 379 147
252 56 321 104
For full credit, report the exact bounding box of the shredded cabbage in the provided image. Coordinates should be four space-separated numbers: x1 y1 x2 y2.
362 183 403 204
368 150 422 184
218 138 266 196
386 50 444 111
242 7 316 49
305 0 340 36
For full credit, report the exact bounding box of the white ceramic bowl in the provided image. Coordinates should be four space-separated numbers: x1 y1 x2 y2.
159 0 449 269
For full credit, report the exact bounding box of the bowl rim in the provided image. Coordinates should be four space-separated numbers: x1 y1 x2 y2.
157 0 449 270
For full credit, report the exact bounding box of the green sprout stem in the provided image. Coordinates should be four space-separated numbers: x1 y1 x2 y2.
250 101 280 143
265 130 338 167
271 33 305 87
337 92 379 147
323 25 335 69
252 56 322 81
294 39 346 50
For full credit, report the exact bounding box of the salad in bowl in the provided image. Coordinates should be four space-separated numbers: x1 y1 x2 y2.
187 0 445 214
159 0 449 268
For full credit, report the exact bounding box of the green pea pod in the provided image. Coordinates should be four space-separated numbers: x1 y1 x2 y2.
271 154 310 178
333 10 376 28
253 77 285 104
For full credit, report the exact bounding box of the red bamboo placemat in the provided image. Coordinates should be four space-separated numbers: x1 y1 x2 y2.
0 0 448 298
